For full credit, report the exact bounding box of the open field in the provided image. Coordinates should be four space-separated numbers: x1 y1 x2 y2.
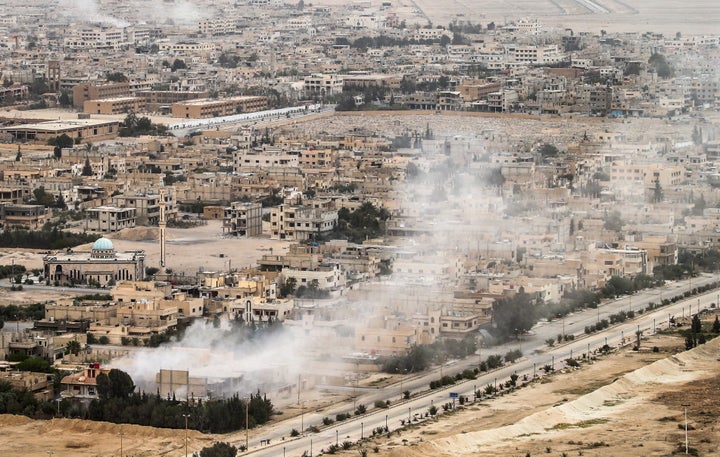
312 0 720 35
400 0 720 35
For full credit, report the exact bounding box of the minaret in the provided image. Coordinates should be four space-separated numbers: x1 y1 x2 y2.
159 180 167 269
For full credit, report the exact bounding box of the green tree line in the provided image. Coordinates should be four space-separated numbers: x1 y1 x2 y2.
0 226 97 249
379 335 477 373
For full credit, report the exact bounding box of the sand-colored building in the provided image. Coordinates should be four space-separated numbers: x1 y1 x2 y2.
86 205 137 233
0 119 121 143
171 96 268 119
72 81 131 108
43 238 146 287
83 96 146 115
222 201 262 237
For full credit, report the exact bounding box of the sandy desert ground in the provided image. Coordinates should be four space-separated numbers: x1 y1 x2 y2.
1 324 719 456
386 0 720 35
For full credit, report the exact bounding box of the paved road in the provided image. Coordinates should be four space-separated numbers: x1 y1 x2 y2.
235 274 718 456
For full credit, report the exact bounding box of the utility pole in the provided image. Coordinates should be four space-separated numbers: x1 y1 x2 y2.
245 397 249 451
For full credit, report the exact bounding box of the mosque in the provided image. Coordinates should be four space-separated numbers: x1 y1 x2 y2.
43 237 146 287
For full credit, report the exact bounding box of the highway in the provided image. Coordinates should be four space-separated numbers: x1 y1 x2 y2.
234 274 718 456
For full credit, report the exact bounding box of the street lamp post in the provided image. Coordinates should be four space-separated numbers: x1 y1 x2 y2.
682 403 690 454
301 401 305 433
182 413 190 457
361 422 364 439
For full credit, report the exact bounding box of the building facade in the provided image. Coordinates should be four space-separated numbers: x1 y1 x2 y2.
44 238 145 287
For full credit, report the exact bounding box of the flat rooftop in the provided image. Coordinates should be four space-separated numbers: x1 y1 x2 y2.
0 119 119 132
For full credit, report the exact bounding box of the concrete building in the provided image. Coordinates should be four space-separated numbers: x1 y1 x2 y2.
222 201 262 237
83 97 146 115
43 238 145 287
281 263 346 291
0 203 47 229
303 74 344 97
86 205 136 233
0 119 121 143
171 96 268 119
72 81 131 108
117 301 178 336
269 204 338 241
111 193 161 225
60 363 110 404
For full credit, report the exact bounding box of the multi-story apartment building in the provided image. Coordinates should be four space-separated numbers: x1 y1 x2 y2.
0 203 47 229
86 205 136 233
233 148 299 172
303 73 344 97
72 82 131 108
222 201 262 237
171 96 267 118
198 18 237 35
269 204 338 241
281 262 346 290
111 193 161 225
64 27 128 49
83 96 146 115
506 44 565 65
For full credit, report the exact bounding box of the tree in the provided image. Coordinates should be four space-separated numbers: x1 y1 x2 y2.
81 157 93 176
279 277 297 297
96 369 135 400
106 72 128 82
50 133 74 150
538 143 559 158
66 340 81 356
691 314 702 334
652 179 663 203
171 59 187 72
713 315 720 333
15 145 21 162
200 442 237 457
16 356 53 373
492 288 538 340
56 193 67 210
58 91 71 107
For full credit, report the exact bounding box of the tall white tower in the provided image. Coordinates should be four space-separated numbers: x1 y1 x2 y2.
159 180 167 269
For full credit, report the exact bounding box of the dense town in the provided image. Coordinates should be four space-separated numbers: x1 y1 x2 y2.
0 0 720 456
